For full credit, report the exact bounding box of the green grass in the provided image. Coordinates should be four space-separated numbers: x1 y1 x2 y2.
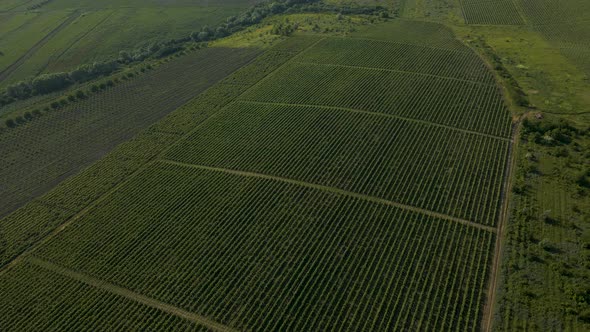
452 24 590 114
515 0 590 76
0 0 27 11
0 10 68 72
0 12 39 37
1 10 114 85
40 0 259 10
44 6 245 73
402 0 464 23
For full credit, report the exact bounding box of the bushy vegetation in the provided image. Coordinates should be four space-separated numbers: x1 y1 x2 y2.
496 116 590 330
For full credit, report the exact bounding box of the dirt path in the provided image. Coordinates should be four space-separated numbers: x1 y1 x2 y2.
29 257 236 332
0 10 80 83
161 159 498 233
481 114 524 331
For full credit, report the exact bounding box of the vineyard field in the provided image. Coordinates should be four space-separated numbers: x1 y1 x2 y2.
33 161 495 331
0 36 318 268
0 261 207 331
516 0 590 75
165 101 510 226
0 20 513 331
0 11 69 74
460 0 525 25
0 46 260 218
240 62 511 137
0 0 257 85
350 20 467 51
297 37 496 84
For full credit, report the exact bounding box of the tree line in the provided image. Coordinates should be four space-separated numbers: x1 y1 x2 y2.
0 0 388 109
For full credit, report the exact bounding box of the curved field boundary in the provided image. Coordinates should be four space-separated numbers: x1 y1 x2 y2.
0 10 80 83
240 99 512 142
293 60 496 86
161 159 498 233
29 257 236 332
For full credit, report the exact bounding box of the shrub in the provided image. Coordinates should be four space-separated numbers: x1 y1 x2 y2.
5 119 16 128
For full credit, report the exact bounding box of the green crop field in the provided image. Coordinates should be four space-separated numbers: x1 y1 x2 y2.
0 46 261 218
460 0 590 76
0 0 588 330
0 18 515 329
0 0 257 86
460 0 525 25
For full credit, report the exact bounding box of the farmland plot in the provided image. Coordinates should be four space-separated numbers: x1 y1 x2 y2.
0 261 208 331
460 0 525 25
0 46 260 218
32 162 495 331
0 36 319 268
0 23 511 331
516 0 590 75
166 102 509 226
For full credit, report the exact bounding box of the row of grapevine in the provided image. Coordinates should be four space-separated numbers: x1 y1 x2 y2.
0 36 322 267
33 162 495 331
517 0 590 25
165 102 509 226
240 62 512 137
0 46 261 218
297 37 496 84
0 261 206 331
461 0 525 25
0 201 74 266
